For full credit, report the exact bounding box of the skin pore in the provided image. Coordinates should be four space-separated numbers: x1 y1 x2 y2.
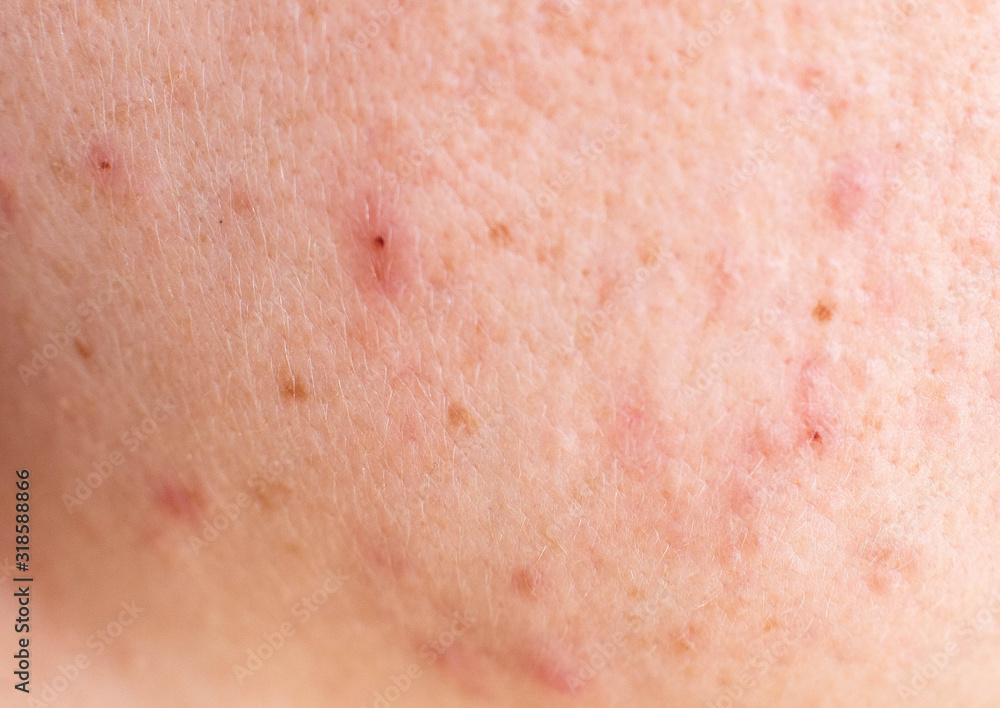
4 0 1000 706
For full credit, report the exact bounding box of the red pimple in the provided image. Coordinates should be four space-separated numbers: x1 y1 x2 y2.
151 481 205 526
346 193 420 305
826 155 881 230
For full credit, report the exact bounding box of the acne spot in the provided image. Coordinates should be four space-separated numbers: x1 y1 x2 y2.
151 481 205 526
826 157 878 230
446 401 478 434
74 338 93 360
281 374 309 401
812 301 833 322
510 566 544 598
344 193 420 305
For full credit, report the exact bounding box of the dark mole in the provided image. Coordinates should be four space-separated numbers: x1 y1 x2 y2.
281 375 309 401
373 235 386 249
98 159 112 171
812 301 833 322
74 338 93 360
810 430 823 444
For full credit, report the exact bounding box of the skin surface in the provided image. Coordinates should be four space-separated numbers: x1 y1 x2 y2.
4 0 1000 706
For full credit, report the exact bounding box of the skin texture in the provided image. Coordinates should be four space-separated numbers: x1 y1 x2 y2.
4 0 1000 706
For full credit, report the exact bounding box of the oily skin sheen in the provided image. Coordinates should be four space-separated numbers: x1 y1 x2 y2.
4 0 1000 706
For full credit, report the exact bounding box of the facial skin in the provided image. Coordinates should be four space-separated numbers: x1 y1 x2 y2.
4 0 1000 706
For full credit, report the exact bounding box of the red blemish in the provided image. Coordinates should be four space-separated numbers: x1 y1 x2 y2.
356 534 411 581
826 155 881 230
517 648 583 696
345 192 420 305
151 481 204 525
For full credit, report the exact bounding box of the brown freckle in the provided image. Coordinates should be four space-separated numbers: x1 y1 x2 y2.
281 375 309 401
446 401 478 433
510 566 543 598
812 301 833 322
489 222 513 247
373 235 386 249
809 429 823 444
74 338 93 360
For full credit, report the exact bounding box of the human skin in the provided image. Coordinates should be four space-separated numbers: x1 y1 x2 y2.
4 0 1000 706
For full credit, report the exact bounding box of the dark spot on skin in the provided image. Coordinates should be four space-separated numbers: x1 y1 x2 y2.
511 567 543 598
0 178 18 227
447 401 478 433
810 430 823 444
489 222 513 247
281 375 309 401
373 235 386 249
74 338 93 360
812 301 833 322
